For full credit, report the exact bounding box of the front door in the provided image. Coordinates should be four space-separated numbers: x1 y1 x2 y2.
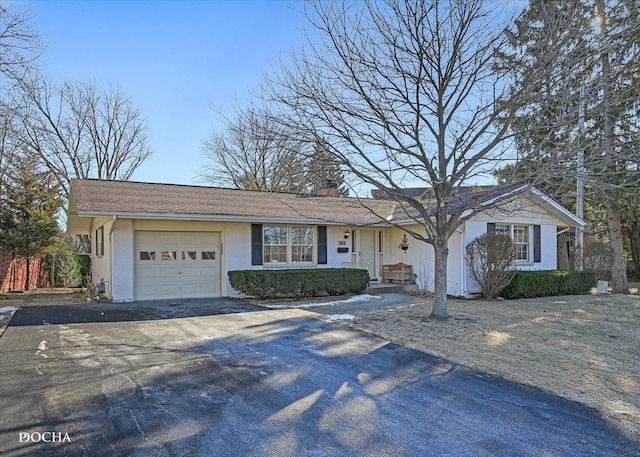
359 229 377 280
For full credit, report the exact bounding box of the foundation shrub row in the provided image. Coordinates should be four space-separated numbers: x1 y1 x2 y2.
228 268 370 299
500 270 596 299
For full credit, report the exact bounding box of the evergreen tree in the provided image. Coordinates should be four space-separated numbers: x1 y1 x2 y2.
498 0 640 292
51 235 82 288
494 0 593 207
303 140 349 196
0 153 62 290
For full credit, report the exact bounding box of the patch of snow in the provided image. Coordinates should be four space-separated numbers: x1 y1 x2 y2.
0 306 19 314
326 314 357 322
265 294 382 309
36 340 49 358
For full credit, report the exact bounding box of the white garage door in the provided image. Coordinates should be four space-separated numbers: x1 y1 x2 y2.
135 231 222 300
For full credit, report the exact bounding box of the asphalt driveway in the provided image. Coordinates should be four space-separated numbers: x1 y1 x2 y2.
0 298 637 456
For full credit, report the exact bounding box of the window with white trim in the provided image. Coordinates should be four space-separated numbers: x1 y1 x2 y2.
291 227 313 262
263 226 288 263
495 224 530 261
263 225 314 264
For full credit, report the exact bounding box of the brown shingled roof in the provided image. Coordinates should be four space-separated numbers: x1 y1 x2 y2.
68 179 398 232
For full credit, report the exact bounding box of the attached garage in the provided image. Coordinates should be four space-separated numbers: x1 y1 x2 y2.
134 231 222 300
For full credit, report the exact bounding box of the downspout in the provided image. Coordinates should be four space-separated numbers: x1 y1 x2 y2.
108 215 117 298
456 227 465 297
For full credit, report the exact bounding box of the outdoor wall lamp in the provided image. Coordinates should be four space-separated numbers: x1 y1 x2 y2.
398 234 409 252
344 230 350 239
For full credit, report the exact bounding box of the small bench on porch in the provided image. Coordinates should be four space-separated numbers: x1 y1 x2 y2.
382 263 413 284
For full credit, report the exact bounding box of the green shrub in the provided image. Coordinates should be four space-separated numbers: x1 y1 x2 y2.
228 268 370 299
76 254 91 285
500 270 596 299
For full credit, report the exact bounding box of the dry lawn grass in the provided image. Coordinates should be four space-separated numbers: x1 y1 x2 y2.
342 293 640 440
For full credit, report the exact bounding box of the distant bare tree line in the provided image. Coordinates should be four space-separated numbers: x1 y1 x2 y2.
0 3 152 202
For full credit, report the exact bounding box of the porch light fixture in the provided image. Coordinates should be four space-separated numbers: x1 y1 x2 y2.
344 230 350 239
398 234 409 252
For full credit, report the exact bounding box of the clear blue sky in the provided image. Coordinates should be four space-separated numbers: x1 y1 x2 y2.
27 0 305 185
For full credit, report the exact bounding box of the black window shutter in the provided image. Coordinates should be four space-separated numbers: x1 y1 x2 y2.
487 223 495 234
251 224 263 266
317 226 328 265
533 224 541 263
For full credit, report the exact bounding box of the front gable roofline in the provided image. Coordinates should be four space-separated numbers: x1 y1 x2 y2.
379 185 583 228
458 186 584 227
528 188 584 227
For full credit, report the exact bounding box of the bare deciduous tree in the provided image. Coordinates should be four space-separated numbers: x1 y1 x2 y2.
200 102 309 191
0 2 42 189
0 3 42 80
11 74 152 198
266 0 561 317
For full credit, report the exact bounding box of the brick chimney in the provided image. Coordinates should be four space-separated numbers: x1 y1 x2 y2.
319 179 339 196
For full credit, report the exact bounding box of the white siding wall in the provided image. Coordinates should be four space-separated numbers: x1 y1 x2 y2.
89 217 113 296
383 226 464 297
223 222 252 296
223 223 355 297
382 198 566 298
326 225 353 268
112 219 134 302
463 197 564 294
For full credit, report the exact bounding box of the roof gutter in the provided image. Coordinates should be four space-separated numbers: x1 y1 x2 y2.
109 215 117 236
74 211 387 227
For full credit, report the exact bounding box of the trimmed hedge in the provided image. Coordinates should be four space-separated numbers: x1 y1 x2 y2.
500 270 596 299
228 268 370 299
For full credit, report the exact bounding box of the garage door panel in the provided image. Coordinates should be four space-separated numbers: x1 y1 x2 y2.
159 267 180 279
201 267 218 280
180 266 199 279
137 267 158 280
179 283 199 295
179 233 199 245
157 284 179 296
136 284 158 298
159 233 178 245
201 283 218 295
135 231 222 300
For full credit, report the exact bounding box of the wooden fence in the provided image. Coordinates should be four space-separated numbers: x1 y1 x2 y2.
0 254 50 292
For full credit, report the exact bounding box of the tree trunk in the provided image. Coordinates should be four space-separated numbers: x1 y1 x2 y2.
431 239 449 318
25 256 31 291
597 1 627 295
607 204 629 294
626 222 640 279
